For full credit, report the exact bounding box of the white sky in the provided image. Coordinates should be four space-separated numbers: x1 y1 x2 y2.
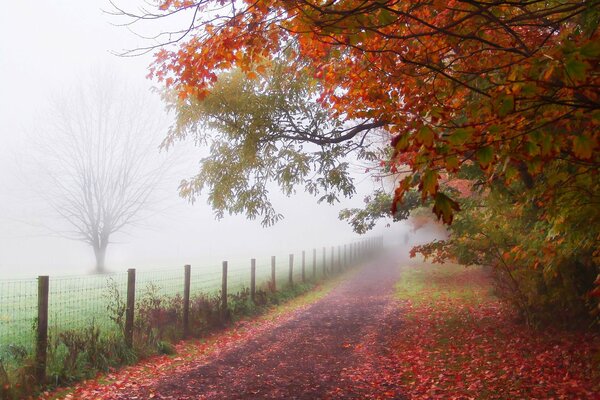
0 1 407 278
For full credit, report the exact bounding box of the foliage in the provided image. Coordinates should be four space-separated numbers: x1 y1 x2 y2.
45 325 135 389
0 344 35 400
162 64 382 226
188 293 222 334
134 283 183 352
339 189 420 234
130 0 598 221
104 277 127 332
412 162 600 325
109 1 600 324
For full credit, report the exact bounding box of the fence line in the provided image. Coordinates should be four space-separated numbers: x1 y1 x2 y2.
0 236 383 383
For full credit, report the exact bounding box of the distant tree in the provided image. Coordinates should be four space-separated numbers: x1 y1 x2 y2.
33 76 169 273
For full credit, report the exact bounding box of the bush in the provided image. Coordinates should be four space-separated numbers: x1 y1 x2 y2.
413 170 599 328
45 323 135 386
188 293 222 334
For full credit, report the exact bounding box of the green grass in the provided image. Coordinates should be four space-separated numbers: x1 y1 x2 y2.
395 262 495 306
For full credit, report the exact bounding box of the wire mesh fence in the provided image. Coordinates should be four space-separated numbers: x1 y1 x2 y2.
0 278 38 364
0 237 383 380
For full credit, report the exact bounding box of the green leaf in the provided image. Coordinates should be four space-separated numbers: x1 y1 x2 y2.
445 155 460 171
394 134 410 152
580 41 600 58
573 135 593 159
488 125 501 135
432 192 460 224
521 83 537 97
420 170 439 199
447 128 472 146
496 95 514 117
416 126 435 147
476 147 494 168
565 58 587 81
504 164 519 182
378 9 396 25
538 133 553 156
527 159 542 174
348 32 361 46
524 141 540 157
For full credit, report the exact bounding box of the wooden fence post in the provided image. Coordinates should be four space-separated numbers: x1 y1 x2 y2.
312 248 317 280
322 247 326 276
271 256 276 292
125 268 136 348
301 251 306 283
183 264 191 338
331 246 334 274
288 254 294 286
221 261 228 319
36 275 49 384
250 258 256 302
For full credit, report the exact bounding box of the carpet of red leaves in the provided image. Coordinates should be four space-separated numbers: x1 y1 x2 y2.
342 264 599 399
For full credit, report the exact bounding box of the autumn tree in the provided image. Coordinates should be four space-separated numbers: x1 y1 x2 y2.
111 1 599 318
32 76 169 273
112 0 598 218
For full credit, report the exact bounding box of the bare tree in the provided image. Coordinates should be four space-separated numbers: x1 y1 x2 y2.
31 73 170 273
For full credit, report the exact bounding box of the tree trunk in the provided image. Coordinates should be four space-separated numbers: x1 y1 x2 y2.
93 244 108 274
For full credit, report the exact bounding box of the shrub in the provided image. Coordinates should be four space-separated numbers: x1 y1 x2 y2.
134 283 183 353
188 293 221 335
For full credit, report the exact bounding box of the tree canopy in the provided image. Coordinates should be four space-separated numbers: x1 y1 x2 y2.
113 0 599 321
132 0 599 219
161 63 383 226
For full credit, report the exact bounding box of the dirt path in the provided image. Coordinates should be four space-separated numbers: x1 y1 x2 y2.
91 252 406 399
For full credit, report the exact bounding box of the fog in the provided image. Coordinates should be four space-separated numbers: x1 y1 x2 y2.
0 1 435 279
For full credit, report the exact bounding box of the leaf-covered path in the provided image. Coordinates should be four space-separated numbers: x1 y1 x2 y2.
52 252 406 399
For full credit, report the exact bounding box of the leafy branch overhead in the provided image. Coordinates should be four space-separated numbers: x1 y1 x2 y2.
109 0 599 225
339 190 420 234
162 64 383 226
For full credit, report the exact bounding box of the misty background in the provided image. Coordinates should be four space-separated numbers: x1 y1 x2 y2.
0 1 427 278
